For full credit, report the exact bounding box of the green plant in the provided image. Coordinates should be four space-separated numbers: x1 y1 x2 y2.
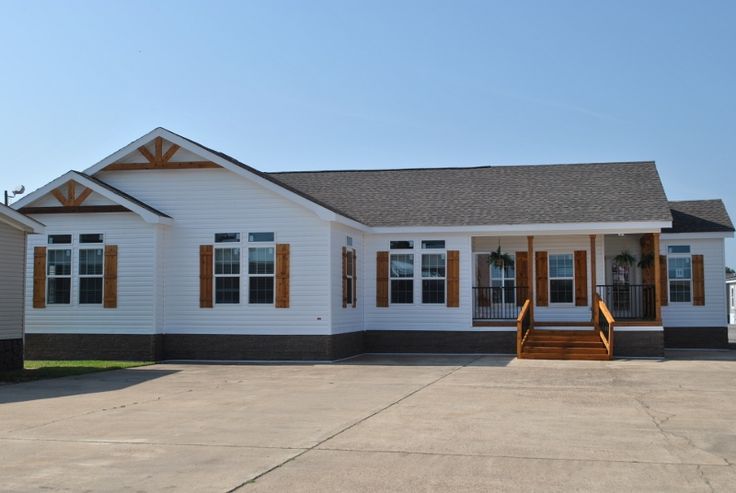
488 244 514 268
613 250 636 267
638 253 654 269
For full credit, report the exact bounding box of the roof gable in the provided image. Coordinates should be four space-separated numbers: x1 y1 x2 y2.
0 203 44 233
12 171 172 224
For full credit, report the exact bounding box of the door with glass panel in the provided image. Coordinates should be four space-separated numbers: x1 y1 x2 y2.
490 256 515 317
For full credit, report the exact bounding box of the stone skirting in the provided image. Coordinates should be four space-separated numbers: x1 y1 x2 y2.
664 326 729 349
613 330 664 357
25 334 163 361
0 338 23 371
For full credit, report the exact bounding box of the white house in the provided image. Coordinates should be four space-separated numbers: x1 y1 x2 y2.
0 204 44 370
727 274 736 326
12 128 734 361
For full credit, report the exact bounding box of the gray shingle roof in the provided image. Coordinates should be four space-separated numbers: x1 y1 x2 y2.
664 200 734 233
270 162 673 227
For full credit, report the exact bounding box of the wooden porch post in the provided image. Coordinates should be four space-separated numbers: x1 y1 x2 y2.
590 234 598 321
527 235 534 322
653 232 662 322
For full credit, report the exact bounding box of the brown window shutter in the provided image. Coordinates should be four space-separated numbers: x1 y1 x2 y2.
275 244 290 308
352 250 357 308
342 246 348 308
535 251 548 306
376 251 389 307
515 251 528 306
447 250 460 308
103 245 118 308
659 255 668 306
33 246 47 308
692 254 705 306
200 245 213 308
574 250 588 306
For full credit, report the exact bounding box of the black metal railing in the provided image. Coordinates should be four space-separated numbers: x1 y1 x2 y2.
596 284 655 320
473 286 529 320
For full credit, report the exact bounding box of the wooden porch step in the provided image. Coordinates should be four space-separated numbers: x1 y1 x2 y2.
526 340 604 348
524 346 608 354
519 328 610 361
521 351 610 361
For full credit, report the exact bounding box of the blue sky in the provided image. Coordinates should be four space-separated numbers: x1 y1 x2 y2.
1 1 734 264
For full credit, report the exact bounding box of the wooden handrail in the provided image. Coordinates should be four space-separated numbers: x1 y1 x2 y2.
516 299 532 356
593 294 615 359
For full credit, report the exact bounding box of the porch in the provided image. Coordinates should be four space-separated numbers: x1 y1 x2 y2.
471 233 664 359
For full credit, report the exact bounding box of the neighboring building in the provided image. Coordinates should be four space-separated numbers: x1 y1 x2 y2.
0 204 44 370
727 273 736 325
12 128 735 361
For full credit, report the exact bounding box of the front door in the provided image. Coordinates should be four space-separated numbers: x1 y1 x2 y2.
491 257 516 312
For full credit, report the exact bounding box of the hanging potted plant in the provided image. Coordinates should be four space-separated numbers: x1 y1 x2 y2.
637 253 654 269
612 250 636 267
488 243 514 268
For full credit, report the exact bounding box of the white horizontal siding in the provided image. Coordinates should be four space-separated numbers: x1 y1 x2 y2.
0 221 26 340
97 169 332 335
24 213 157 334
364 233 472 331
330 223 364 334
661 237 727 327
30 191 116 207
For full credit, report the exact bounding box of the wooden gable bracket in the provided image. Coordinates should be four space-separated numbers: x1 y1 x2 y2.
104 137 219 171
52 181 94 206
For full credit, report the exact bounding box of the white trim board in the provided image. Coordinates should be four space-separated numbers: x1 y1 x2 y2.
0 204 44 233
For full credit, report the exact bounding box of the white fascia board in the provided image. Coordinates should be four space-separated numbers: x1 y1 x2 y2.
0 205 45 233
661 231 734 240
368 221 672 236
12 171 172 225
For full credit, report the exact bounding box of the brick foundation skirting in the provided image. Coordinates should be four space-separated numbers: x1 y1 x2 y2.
25 334 163 361
0 338 23 371
365 330 516 354
613 331 664 357
664 326 729 349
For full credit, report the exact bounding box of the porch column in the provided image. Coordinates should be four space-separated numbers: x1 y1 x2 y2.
527 235 534 322
653 232 662 322
590 234 598 321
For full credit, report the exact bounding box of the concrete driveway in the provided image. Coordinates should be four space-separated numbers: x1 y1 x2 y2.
1 352 735 492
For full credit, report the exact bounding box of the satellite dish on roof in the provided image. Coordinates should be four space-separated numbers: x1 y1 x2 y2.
12 185 25 195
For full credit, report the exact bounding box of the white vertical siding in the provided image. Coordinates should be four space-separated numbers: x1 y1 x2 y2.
0 221 26 340
364 233 473 331
97 169 332 335
24 213 158 334
330 223 364 334
661 236 727 327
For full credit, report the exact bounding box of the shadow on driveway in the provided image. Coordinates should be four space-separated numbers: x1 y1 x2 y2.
0 368 177 404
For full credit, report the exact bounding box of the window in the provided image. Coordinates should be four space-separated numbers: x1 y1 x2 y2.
549 254 574 304
249 232 274 242
421 240 445 249
215 233 240 243
422 253 445 303
390 240 414 250
346 248 355 303
79 248 104 304
347 236 353 247
48 234 71 245
668 246 692 303
80 233 104 244
390 253 414 303
491 255 515 304
249 247 274 303
47 248 72 304
215 247 240 304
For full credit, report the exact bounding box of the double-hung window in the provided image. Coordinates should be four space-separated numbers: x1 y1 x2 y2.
248 232 275 304
346 248 355 303
549 254 574 304
390 253 414 304
214 233 240 304
668 245 691 303
47 235 72 305
79 234 104 304
421 253 445 304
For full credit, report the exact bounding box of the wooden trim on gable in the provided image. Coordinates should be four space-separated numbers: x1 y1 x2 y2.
103 161 220 171
19 206 130 214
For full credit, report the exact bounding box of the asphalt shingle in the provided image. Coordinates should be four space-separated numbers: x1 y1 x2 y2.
664 199 734 233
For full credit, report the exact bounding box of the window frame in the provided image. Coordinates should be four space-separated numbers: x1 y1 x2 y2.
345 246 355 307
78 245 105 305
248 243 276 305
667 245 692 304
214 244 241 305
46 246 73 305
421 251 446 304
548 252 575 305
389 251 415 305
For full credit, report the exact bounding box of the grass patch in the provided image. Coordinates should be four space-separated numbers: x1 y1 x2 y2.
0 360 154 384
